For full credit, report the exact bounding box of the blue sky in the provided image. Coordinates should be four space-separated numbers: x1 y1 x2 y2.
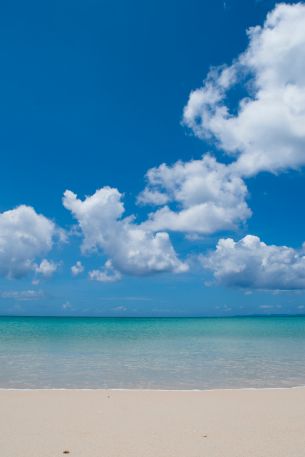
1 0 305 316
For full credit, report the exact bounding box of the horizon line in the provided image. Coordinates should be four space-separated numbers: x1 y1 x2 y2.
1 313 305 319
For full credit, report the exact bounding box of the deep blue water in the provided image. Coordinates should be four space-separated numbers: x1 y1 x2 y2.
0 316 305 389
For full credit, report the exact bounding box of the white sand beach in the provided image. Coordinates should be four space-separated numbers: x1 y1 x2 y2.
1 387 305 457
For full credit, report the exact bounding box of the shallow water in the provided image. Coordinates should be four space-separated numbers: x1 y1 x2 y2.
0 316 305 389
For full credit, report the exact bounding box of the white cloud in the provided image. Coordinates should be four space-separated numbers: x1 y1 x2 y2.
202 235 305 290
0 289 44 300
62 301 72 310
183 3 305 176
89 260 122 283
63 187 188 278
0 205 58 279
34 259 58 277
138 155 250 234
71 260 84 276
112 305 128 312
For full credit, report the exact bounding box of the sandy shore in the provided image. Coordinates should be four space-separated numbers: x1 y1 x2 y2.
1 388 305 457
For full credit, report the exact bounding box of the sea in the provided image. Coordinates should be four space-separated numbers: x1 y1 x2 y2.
0 316 305 389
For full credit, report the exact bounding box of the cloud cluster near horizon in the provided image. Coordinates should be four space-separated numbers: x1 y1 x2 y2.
138 155 251 234
0 205 60 279
1 3 305 292
202 235 305 291
63 187 188 281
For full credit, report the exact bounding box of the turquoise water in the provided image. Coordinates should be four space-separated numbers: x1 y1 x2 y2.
0 316 305 389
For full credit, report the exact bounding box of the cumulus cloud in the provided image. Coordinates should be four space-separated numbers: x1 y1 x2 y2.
138 155 250 234
34 259 58 277
89 260 122 283
202 235 305 290
0 205 59 279
63 187 188 278
183 3 305 176
71 260 84 276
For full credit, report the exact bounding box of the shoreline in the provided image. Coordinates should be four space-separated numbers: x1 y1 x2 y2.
0 384 305 391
